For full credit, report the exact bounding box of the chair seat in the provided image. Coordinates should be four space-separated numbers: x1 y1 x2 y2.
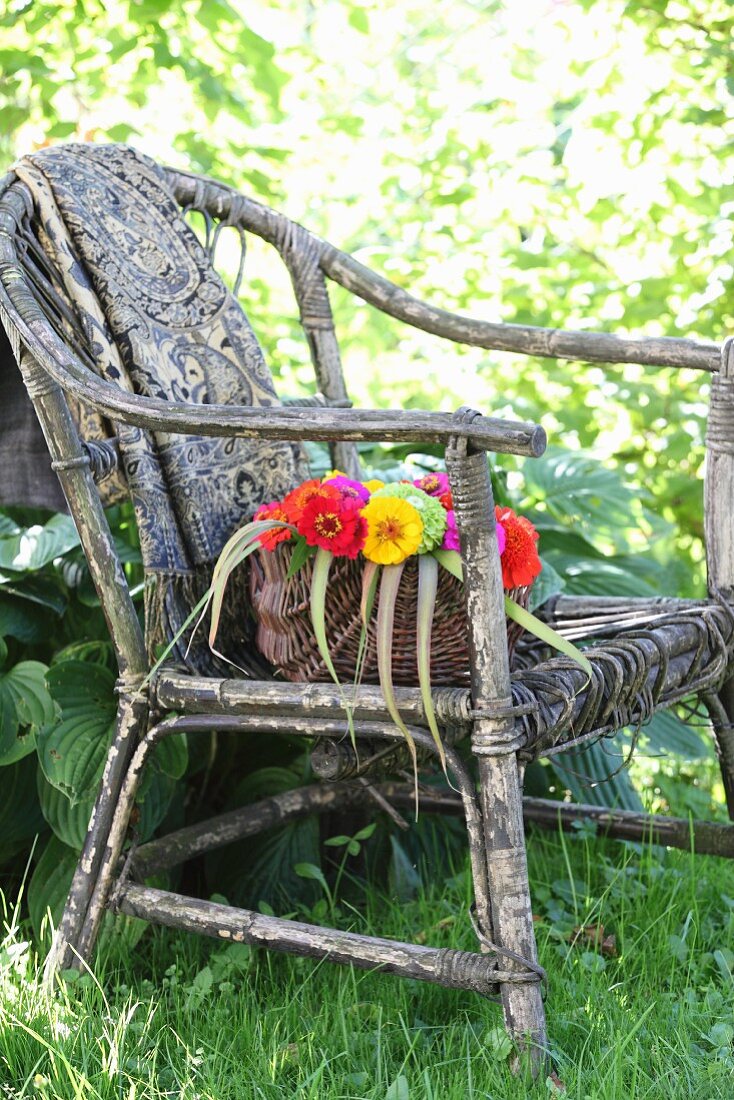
154 594 734 765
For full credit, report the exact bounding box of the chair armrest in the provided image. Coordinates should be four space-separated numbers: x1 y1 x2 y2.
319 246 719 371
10 308 545 457
166 169 719 373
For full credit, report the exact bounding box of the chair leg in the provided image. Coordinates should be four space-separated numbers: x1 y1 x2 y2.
704 683 734 820
44 684 148 980
476 753 547 1075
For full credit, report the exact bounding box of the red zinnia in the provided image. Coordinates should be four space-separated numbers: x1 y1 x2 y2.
297 496 367 558
495 505 542 589
438 490 453 511
283 479 340 524
254 501 292 551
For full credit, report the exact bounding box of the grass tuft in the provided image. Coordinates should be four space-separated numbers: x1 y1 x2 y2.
1 824 734 1097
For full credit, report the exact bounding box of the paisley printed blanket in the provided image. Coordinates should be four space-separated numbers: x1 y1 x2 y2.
14 143 303 667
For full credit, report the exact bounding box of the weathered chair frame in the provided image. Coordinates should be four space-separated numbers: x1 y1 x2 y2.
2 161 734 1074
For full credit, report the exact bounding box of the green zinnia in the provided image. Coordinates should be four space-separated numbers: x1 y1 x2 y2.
373 483 447 553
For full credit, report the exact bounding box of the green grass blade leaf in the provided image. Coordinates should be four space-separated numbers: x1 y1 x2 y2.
353 561 380 700
286 536 317 579
377 563 418 811
417 554 446 774
142 589 211 688
504 595 593 680
310 548 357 748
310 548 339 685
433 549 463 581
208 520 295 650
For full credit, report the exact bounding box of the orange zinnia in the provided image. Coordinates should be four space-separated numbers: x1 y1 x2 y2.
254 502 292 551
495 506 542 589
283 479 340 523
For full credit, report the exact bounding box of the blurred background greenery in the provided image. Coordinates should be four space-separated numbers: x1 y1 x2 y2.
3 0 733 590
0 0 733 924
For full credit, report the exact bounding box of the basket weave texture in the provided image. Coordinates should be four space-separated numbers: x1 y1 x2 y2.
249 546 531 686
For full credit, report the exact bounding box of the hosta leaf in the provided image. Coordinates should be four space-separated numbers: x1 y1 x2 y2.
640 710 711 761
0 659 56 765
37 769 92 850
28 835 78 941
0 514 79 572
0 573 68 614
29 835 148 952
37 661 115 804
388 835 421 902
521 448 653 552
0 596 53 644
151 732 188 780
553 740 643 812
205 765 321 908
135 770 177 839
529 556 565 610
0 755 46 864
545 557 662 599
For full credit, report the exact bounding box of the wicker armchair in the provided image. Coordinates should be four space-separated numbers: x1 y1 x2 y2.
2 150 734 1075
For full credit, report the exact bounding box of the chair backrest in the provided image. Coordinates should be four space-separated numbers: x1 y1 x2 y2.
0 150 364 673
0 160 361 488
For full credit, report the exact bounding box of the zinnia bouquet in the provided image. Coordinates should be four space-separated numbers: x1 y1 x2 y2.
176 469 590 775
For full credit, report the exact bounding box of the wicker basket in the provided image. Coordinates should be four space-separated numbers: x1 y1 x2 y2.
249 545 531 686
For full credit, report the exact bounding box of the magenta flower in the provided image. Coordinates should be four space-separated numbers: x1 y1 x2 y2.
324 476 370 503
414 472 450 498
441 509 460 551
441 513 506 556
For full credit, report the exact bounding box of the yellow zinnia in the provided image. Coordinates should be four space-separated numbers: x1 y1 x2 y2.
363 478 385 494
362 496 423 564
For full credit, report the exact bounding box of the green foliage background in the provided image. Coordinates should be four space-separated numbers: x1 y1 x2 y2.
3 0 732 597
0 0 732 928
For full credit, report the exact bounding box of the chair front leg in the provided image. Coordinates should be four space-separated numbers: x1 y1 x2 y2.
475 753 546 1067
447 416 547 1074
44 680 148 980
704 338 734 819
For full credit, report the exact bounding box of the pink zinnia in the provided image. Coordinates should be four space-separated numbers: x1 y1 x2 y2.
441 510 460 551
441 514 506 555
324 476 370 503
414 472 450 498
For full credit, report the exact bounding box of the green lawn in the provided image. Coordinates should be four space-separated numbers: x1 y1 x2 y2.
2 821 734 1099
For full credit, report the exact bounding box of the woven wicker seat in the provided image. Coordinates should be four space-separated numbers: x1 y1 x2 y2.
2 145 734 1075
